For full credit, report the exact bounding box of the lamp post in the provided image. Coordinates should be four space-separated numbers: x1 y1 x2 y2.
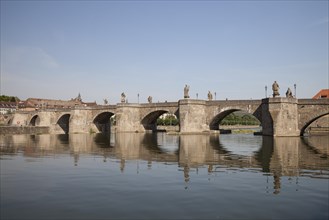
294 84 296 98
265 85 268 98
196 93 198 99
215 92 217 100
137 93 140 103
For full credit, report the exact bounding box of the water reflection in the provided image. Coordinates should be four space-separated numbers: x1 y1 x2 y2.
1 133 328 193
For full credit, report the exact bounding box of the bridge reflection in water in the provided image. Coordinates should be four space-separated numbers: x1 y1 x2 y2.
0 133 328 194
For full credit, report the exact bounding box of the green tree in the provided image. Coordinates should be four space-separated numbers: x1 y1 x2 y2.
156 114 178 126
220 112 260 126
0 95 20 102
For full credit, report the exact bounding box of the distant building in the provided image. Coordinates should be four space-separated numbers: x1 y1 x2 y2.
21 94 97 111
0 102 17 114
312 89 329 99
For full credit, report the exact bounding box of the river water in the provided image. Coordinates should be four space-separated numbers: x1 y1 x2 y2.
0 133 328 220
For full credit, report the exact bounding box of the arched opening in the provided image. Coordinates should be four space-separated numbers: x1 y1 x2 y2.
210 110 261 134
209 109 237 130
93 112 115 133
57 114 70 134
300 113 329 136
142 110 179 132
29 115 40 126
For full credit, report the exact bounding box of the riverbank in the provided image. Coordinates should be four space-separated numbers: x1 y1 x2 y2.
219 125 261 135
220 125 261 130
307 127 329 136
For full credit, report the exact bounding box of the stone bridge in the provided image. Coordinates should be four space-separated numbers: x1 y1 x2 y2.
8 98 329 136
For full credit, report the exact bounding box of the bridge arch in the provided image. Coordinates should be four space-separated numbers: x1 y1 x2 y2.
141 110 179 132
93 111 115 133
300 111 329 136
29 114 40 126
56 114 70 134
209 109 261 131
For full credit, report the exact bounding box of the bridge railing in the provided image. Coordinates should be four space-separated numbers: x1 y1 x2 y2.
139 102 178 107
74 105 117 110
298 99 329 105
206 99 262 105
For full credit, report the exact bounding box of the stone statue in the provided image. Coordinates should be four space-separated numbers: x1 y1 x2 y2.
184 85 190 98
147 96 152 103
103 99 108 105
272 81 280 97
286 88 293 98
121 92 126 103
207 91 213 101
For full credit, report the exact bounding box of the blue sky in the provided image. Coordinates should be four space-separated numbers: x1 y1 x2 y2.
1 0 328 104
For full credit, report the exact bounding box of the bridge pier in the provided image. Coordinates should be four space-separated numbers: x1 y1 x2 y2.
262 98 300 136
10 112 29 126
116 104 145 133
179 99 209 134
70 109 95 133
